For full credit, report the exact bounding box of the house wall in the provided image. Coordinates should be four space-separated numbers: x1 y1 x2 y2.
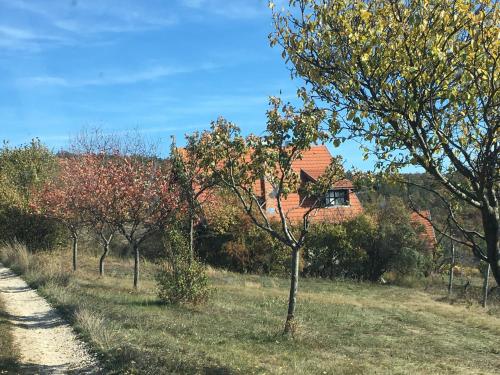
263 186 363 224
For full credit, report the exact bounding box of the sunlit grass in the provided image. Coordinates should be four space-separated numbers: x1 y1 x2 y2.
7 250 500 374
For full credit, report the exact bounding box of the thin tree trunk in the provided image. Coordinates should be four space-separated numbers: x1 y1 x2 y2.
482 263 490 308
448 243 455 296
71 232 78 272
99 242 110 277
133 243 140 289
284 247 300 334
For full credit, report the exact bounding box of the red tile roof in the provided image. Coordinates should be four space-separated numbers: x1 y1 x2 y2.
411 210 437 249
270 145 363 224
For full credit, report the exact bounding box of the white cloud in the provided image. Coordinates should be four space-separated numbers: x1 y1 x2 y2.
23 76 69 86
18 63 219 88
0 0 179 52
0 24 71 51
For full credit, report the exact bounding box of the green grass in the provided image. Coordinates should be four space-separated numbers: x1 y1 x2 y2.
0 295 20 374
4 249 500 374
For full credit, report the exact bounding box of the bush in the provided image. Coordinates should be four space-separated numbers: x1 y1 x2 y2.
198 201 291 275
0 208 67 252
364 199 431 281
304 198 432 281
0 140 64 252
304 221 366 278
156 229 210 305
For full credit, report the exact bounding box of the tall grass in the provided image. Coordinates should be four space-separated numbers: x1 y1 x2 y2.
0 241 72 288
0 239 30 274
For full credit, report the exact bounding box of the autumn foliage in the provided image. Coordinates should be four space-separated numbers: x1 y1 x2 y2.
32 152 182 287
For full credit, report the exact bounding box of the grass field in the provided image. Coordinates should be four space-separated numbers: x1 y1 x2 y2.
0 295 20 374
1 247 500 374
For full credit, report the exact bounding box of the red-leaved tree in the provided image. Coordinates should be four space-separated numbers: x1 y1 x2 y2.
32 157 88 271
107 156 181 289
75 153 120 277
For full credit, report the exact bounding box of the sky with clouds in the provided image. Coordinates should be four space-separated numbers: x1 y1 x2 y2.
0 0 375 169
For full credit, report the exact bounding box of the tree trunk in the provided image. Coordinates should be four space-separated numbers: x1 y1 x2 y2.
71 232 78 272
448 243 455 296
482 263 490 308
99 242 110 277
482 206 500 285
133 243 140 289
284 247 300 334
189 216 194 264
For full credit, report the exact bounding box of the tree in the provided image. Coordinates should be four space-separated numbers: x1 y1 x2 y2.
192 97 345 334
76 153 119 277
170 137 215 262
271 0 500 283
32 156 87 271
107 156 180 289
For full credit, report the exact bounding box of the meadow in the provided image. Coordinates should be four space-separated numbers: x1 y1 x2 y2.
1 245 499 374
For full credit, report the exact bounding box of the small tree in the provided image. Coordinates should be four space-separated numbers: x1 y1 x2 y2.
271 0 500 284
32 157 87 271
108 156 180 289
170 137 215 262
76 153 119 277
192 97 345 334
156 227 210 305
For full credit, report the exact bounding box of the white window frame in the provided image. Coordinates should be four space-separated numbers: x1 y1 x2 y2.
325 189 349 207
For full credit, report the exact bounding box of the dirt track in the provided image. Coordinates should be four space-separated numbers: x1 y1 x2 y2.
0 264 99 374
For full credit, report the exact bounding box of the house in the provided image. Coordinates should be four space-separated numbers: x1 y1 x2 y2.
186 143 437 247
254 145 437 249
254 145 363 223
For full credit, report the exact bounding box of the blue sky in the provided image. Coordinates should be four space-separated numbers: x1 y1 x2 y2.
0 0 375 170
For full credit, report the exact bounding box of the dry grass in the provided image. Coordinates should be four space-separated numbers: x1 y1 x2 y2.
2 248 499 374
0 240 30 274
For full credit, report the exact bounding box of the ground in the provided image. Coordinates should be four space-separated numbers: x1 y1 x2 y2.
1 250 499 374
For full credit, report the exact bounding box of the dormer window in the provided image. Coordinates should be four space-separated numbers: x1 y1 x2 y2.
325 189 349 206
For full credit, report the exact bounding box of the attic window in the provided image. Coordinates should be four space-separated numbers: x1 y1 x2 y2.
325 189 349 206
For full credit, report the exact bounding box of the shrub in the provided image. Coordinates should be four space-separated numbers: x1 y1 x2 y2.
0 139 63 252
156 228 210 305
304 221 366 278
198 203 291 275
0 208 67 252
304 198 432 281
364 199 431 281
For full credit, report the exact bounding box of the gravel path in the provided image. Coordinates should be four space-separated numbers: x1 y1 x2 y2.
0 264 99 374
